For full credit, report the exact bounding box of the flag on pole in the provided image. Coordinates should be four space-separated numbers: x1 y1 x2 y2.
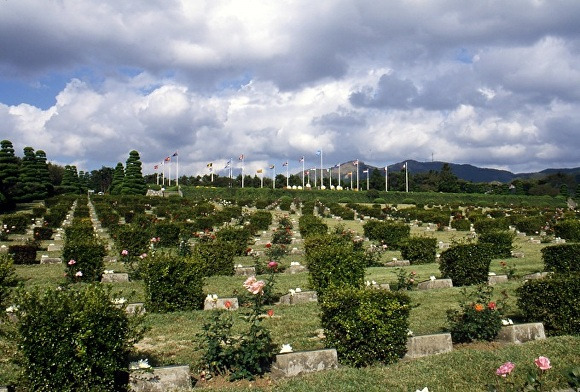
153 165 159 170
224 159 231 169
165 156 171 162
305 170 309 175
299 156 304 162
239 154 244 160
353 160 359 165
282 161 288 166
207 162 213 168
269 164 275 169
316 150 321 156
172 151 178 157
257 169 263 173
402 163 406 169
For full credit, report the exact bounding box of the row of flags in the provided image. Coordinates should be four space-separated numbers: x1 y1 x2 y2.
153 151 179 187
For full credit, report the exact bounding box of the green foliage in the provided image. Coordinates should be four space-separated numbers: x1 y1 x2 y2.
451 218 471 231
320 286 411 367
109 162 125 195
111 224 151 261
0 253 17 311
400 236 437 264
362 220 410 249
8 243 38 265
141 253 205 313
439 244 492 286
14 284 145 392
446 285 505 343
0 140 20 203
215 226 252 256
298 214 328 238
517 275 580 336
473 218 509 234
477 230 515 258
326 202 355 220
305 234 365 297
554 219 580 242
62 238 106 283
2 213 32 234
14 146 48 201
271 226 293 244
121 150 147 195
154 222 181 247
248 210 273 230
541 243 580 273
33 226 53 241
512 215 548 235
191 242 236 277
59 165 81 194
64 219 95 243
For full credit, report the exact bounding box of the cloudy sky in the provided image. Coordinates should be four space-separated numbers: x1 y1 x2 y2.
1 0 580 177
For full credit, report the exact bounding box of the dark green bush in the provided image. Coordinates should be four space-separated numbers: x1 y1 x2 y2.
191 242 236 276
62 239 106 282
0 253 17 311
278 196 293 211
478 230 515 258
2 213 32 234
517 275 580 335
215 226 252 255
554 220 580 242
362 220 410 249
439 244 492 286
141 253 205 313
15 284 144 391
513 215 547 235
8 243 38 265
473 218 509 234
33 226 53 241
305 234 365 297
320 286 411 367
111 225 150 260
400 237 437 264
194 216 215 231
154 222 181 247
32 206 47 218
450 218 471 231
248 211 272 230
64 219 95 243
298 215 328 238
541 243 580 273
271 227 293 244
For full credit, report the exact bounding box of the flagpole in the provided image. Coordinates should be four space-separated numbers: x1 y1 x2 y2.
338 164 341 188
313 168 317 188
405 161 409 192
356 160 359 191
385 166 388 192
329 167 332 188
176 152 179 187
320 150 323 189
260 171 264 188
241 155 245 188
366 170 369 190
272 165 275 189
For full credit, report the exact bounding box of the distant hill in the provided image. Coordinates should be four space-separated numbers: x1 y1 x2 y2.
329 160 580 183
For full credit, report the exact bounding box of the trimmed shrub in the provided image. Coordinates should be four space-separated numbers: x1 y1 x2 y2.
62 239 106 282
362 220 410 249
64 220 95 243
154 222 181 247
554 220 580 242
191 242 236 276
194 216 215 232
215 226 252 256
439 244 492 286
513 215 547 235
141 253 205 313
451 218 471 231
473 218 509 234
298 215 328 238
15 284 144 391
400 237 437 264
111 225 150 260
542 243 580 273
517 275 580 336
8 243 38 265
478 230 515 258
33 226 53 241
2 213 32 234
271 227 293 244
32 206 47 218
320 286 411 367
248 211 272 230
305 234 365 297
0 253 17 310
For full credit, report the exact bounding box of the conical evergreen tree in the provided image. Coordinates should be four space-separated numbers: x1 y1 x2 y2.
34 150 54 197
14 147 47 201
121 150 146 195
109 163 125 195
60 165 81 194
0 140 20 207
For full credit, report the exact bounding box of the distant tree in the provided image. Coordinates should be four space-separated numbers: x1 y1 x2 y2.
437 163 459 193
369 168 384 191
47 162 65 186
109 163 124 195
14 147 47 201
0 140 20 206
60 165 80 194
89 166 114 193
559 184 569 198
575 184 580 200
120 150 146 195
34 150 54 197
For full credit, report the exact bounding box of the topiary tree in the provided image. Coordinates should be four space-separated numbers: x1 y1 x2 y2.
109 162 125 195
0 139 20 206
34 150 54 197
121 151 146 195
60 165 81 194
14 147 47 201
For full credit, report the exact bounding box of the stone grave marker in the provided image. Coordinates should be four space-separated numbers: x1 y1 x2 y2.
496 322 546 344
417 279 453 290
279 290 318 305
203 297 239 311
487 274 508 285
129 365 191 392
270 348 338 378
405 333 453 359
101 272 129 283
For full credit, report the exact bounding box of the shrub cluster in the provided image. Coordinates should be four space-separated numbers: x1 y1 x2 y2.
141 253 205 312
215 226 252 256
191 241 236 276
248 211 272 230
8 242 38 265
541 243 580 273
0 253 17 312
478 230 515 258
298 215 328 238
154 222 181 247
451 217 471 231
439 244 492 286
362 220 410 249
554 219 580 242
62 237 106 283
517 275 580 336
400 236 437 264
33 226 53 241
474 218 509 234
14 284 145 391
320 286 411 367
2 213 32 234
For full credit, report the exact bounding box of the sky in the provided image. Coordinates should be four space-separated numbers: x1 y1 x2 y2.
1 0 580 177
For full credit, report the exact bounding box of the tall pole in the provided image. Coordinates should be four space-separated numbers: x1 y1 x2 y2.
405 161 409 192
349 172 352 190
319 150 323 188
338 164 341 187
176 153 179 187
272 165 275 189
284 162 289 188
385 166 388 192
366 170 369 190
356 160 359 191
329 167 332 188
260 171 263 188
300 157 305 188
240 155 245 188
313 168 317 188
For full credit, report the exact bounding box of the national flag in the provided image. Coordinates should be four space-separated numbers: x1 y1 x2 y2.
305 170 309 175
164 156 171 162
402 163 406 169
257 169 263 173
282 161 288 166
353 160 359 166
207 162 213 168
316 150 321 156
172 151 178 157
153 165 159 170
299 156 304 162
269 164 275 169
334 163 340 168
224 159 231 169
239 154 244 160
347 172 352 175
363 169 369 173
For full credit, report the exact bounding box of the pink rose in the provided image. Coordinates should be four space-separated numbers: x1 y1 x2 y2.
68 259 76 265
75 271 83 277
248 280 265 295
496 362 515 377
121 249 129 256
268 261 278 269
243 276 256 288
534 356 551 371
140 253 147 259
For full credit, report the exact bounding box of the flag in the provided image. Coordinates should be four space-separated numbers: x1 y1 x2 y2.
334 163 340 168
257 169 263 173
402 163 406 169
316 150 321 156
207 162 213 168
172 151 178 157
305 170 309 175
239 154 244 160
353 160 359 166
269 164 275 169
363 169 369 173
153 165 158 170
299 156 304 162
347 172 352 175
282 161 288 166
224 159 231 169
165 156 171 162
